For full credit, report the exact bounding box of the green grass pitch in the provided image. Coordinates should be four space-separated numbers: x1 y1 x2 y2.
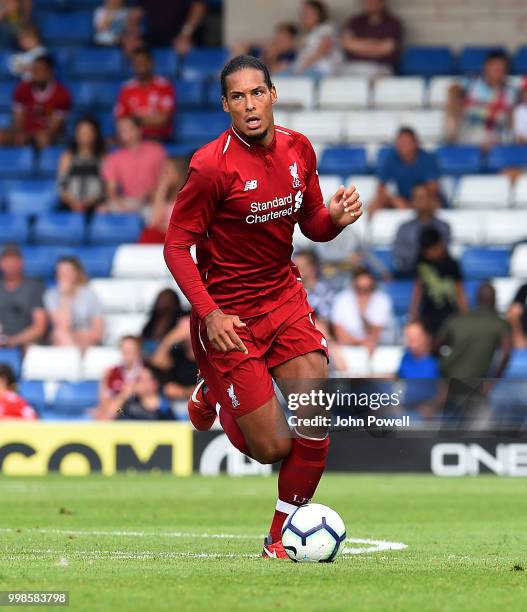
0 474 526 611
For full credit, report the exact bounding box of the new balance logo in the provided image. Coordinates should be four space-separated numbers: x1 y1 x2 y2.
227 383 240 408
244 179 258 191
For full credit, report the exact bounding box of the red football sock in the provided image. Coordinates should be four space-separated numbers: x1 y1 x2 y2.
269 436 330 542
218 406 253 458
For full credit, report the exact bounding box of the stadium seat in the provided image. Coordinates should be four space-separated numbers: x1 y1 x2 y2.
512 47 527 75
175 79 205 109
0 51 13 78
461 248 511 280
152 48 179 77
318 147 368 176
180 47 229 79
18 380 46 414
318 76 369 109
89 278 143 313
22 346 82 381
103 313 148 346
292 224 315 252
289 111 344 144
398 110 444 143
339 346 370 377
383 281 414 317
165 143 198 157
504 349 527 378
21 246 59 279
273 109 291 129
88 214 143 245
345 111 398 144
82 346 121 380
427 76 458 108
0 213 29 244
69 47 124 79
436 210 484 245
85 81 122 111
0 147 34 178
458 46 505 75
96 111 116 138
318 175 342 203
33 212 85 245
139 278 190 312
175 111 231 145
486 145 527 172
371 248 395 276
49 381 99 414
370 346 404 376
0 81 14 111
40 12 93 45
370 210 414 246
344 175 378 209
204 80 222 109
483 211 527 245
372 77 426 109
511 175 527 208
37 146 65 177
400 46 454 77
436 145 483 176
0 348 22 378
454 175 511 209
492 277 524 313
316 228 363 263
112 244 169 279
67 81 95 111
273 76 316 109
509 244 527 278
3 179 58 215
76 246 116 278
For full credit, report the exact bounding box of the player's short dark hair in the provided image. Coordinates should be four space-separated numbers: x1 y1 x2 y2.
419 227 443 251
34 54 54 70
220 55 273 98
305 0 329 23
0 363 16 390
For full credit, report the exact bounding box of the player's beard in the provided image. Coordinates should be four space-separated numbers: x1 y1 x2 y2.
239 125 270 145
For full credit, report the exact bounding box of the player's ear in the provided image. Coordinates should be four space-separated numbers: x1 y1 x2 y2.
270 85 277 105
221 95 229 113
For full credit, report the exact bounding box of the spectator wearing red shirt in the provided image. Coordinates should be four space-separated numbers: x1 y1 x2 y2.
0 363 38 420
6 55 71 148
115 47 175 141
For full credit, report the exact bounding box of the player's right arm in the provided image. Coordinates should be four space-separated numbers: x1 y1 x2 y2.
163 152 248 354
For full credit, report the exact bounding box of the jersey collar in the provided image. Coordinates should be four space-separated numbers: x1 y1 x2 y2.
230 125 277 154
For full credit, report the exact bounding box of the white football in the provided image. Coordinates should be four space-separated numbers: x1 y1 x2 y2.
281 503 347 563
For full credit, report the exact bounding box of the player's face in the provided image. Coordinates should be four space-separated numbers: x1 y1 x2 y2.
222 68 277 145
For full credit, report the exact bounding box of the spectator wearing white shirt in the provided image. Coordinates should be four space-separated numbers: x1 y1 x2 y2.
331 267 395 352
8 24 47 81
513 80 527 143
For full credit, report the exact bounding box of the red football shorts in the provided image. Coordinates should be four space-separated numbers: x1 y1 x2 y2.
189 287 329 418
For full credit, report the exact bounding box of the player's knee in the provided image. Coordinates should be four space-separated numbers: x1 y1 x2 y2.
253 437 291 464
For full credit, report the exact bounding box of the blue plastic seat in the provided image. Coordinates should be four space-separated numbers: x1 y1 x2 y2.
0 213 29 244
512 47 527 75
401 47 454 77
318 147 368 176
18 380 46 413
76 246 116 277
0 82 14 111
175 79 205 109
505 349 527 378
152 48 179 77
50 381 99 415
21 245 80 279
461 248 510 280
37 146 65 177
0 51 13 78
88 213 143 245
70 47 124 79
41 12 93 45
0 348 22 378
204 80 222 109
180 47 229 79
0 147 34 178
88 81 121 110
165 143 198 157
457 46 506 75
383 280 414 317
175 111 231 145
97 111 116 138
463 279 480 309
436 145 483 175
33 212 86 245
67 81 94 110
4 179 59 215
486 145 527 172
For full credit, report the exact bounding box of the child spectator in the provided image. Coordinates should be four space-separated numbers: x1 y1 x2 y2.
513 80 527 144
410 227 467 336
94 0 142 52
8 24 46 81
44 257 103 350
58 117 106 215
0 363 37 420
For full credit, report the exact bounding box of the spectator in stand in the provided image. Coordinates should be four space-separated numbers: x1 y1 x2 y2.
0 245 46 349
58 117 106 215
341 0 403 77
232 23 299 75
289 0 341 77
135 0 206 54
115 47 176 142
139 157 188 244
392 183 451 277
93 0 142 54
331 266 395 352
370 127 441 214
0 0 31 48
446 50 515 148
8 23 46 81
141 288 189 353
512 80 527 144
93 335 143 420
0 363 37 420
2 55 71 148
507 283 527 349
101 116 166 213
410 227 467 336
44 257 103 350
293 249 335 323
112 363 175 421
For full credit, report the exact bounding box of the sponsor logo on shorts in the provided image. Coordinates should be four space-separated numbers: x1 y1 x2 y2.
227 383 240 408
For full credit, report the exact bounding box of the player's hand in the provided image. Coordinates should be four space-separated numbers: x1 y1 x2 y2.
328 184 363 228
204 309 249 354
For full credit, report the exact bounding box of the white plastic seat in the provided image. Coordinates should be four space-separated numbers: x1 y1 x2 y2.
339 346 370 377
492 277 525 313
511 175 527 208
289 111 344 144
292 224 316 252
82 346 122 380
373 77 426 109
344 174 378 209
510 244 527 278
89 279 142 313
369 210 414 246
273 109 290 128
345 111 399 144
428 76 458 108
370 346 403 376
454 175 511 209
273 76 316 109
139 279 190 312
22 346 82 381
318 175 342 203
112 244 169 279
482 211 527 245
103 314 148 346
318 76 369 109
399 110 444 143
316 229 361 262
436 210 484 245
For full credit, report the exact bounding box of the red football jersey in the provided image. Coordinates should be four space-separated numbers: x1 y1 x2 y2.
115 76 176 140
13 80 72 134
0 391 37 420
167 126 341 318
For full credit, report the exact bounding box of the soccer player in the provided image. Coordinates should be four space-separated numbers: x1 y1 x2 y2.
164 55 363 558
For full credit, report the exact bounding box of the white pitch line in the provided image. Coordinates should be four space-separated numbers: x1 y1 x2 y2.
0 527 407 556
